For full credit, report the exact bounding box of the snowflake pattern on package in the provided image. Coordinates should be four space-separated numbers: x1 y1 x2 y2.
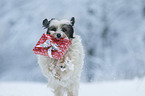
33 33 72 60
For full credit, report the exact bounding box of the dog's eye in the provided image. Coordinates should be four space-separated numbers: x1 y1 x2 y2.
50 27 56 31
62 28 67 32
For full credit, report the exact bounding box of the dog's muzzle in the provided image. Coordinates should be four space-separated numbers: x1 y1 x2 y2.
57 33 61 38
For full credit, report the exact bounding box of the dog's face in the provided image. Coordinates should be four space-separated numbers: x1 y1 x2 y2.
42 17 75 39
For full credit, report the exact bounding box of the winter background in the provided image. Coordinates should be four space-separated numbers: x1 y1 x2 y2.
0 0 145 96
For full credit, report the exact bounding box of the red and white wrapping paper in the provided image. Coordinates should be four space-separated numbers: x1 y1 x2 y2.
33 33 72 60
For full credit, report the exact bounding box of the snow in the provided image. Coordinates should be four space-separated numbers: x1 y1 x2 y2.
0 79 145 96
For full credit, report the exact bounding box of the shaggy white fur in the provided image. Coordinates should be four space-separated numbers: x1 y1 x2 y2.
49 19 71 27
37 35 84 96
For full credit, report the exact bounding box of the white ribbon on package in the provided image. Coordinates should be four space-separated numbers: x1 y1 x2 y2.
36 39 59 58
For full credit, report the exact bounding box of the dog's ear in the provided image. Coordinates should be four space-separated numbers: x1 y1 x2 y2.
42 19 49 28
42 18 55 28
70 17 75 26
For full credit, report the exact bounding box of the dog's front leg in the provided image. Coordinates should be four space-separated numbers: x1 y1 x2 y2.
67 82 79 96
67 91 73 96
54 86 66 96
67 88 78 96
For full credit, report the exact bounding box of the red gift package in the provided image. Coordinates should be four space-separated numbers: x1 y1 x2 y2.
33 33 72 60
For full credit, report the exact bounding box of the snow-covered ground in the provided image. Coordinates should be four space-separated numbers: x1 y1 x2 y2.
0 79 145 96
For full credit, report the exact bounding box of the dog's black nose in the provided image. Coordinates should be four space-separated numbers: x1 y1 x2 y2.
57 33 61 38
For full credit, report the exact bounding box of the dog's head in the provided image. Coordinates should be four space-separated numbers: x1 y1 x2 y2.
42 17 75 39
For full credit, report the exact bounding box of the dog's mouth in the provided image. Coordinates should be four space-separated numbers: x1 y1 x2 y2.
49 32 68 39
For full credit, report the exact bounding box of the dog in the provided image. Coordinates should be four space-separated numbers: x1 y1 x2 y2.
37 17 84 96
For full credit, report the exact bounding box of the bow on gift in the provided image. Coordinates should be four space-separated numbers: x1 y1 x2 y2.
36 39 59 58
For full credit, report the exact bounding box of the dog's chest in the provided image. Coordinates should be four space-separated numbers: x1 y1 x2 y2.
47 47 73 80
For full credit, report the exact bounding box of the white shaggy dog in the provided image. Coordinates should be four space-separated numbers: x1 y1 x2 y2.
37 17 84 96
